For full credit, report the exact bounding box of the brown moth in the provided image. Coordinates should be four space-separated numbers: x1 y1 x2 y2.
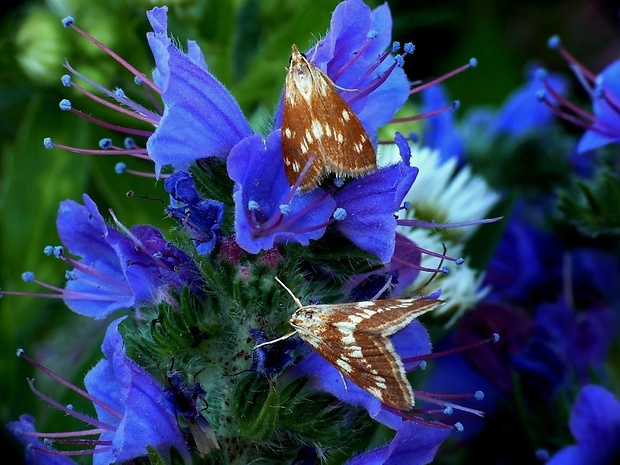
256 277 443 410
281 44 377 192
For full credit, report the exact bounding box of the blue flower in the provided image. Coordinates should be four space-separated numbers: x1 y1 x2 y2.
491 66 566 137
547 385 620 465
164 170 225 255
8 317 191 464
577 59 620 153
56 194 200 318
145 6 253 174
227 131 337 253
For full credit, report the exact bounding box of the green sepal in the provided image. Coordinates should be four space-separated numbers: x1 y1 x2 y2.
233 372 279 440
557 169 620 238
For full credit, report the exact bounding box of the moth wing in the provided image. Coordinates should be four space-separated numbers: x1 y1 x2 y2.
295 312 413 410
309 68 377 179
281 88 325 191
326 298 442 337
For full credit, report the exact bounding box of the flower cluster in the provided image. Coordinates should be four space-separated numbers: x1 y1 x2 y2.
4 1 619 465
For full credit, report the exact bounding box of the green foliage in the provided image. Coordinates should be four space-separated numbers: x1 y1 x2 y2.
557 167 620 238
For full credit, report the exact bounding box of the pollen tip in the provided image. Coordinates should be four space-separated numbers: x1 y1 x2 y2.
441 266 450 275
248 200 260 211
418 360 427 370
492 333 500 343
43 137 54 149
124 137 136 149
454 422 464 432
61 74 71 87
443 406 454 415
61 16 74 28
474 390 484 400
99 138 113 150
43 245 54 256
279 204 291 215
534 67 548 80
455 257 465 265
59 99 72 111
404 42 415 54
469 57 478 68
21 271 35 282
115 162 126 174
392 41 401 53
395 55 405 68
333 207 347 221
16 348 25 357
547 35 561 49
451 100 461 111
367 30 378 39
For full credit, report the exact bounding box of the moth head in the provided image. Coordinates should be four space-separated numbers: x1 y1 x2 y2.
290 307 316 327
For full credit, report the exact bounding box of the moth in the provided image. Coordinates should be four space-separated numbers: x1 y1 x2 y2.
281 44 377 192
256 277 443 410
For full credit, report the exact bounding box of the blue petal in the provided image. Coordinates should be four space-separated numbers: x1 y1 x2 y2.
57 195 135 318
334 162 418 263
492 68 567 137
577 59 620 153
345 420 451 465
548 385 620 465
227 131 336 253
145 7 253 174
85 318 191 464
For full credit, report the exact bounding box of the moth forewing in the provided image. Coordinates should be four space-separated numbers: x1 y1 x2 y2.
281 44 377 192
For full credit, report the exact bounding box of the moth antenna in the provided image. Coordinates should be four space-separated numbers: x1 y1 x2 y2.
275 276 304 309
253 330 297 350
371 275 393 301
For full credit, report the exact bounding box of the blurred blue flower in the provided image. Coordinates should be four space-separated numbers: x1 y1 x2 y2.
7 414 76 465
547 385 620 465
576 60 620 153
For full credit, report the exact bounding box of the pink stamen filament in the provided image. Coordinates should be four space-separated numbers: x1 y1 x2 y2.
49 141 151 159
66 80 159 126
67 107 154 138
390 101 456 124
67 23 161 94
20 353 124 420
27 379 118 429
390 254 448 274
409 61 475 96
25 429 106 439
397 217 504 229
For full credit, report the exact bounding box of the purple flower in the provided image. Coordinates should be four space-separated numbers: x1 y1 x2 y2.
164 170 225 255
56 194 200 318
547 385 620 465
8 318 191 464
145 6 253 174
227 131 337 253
